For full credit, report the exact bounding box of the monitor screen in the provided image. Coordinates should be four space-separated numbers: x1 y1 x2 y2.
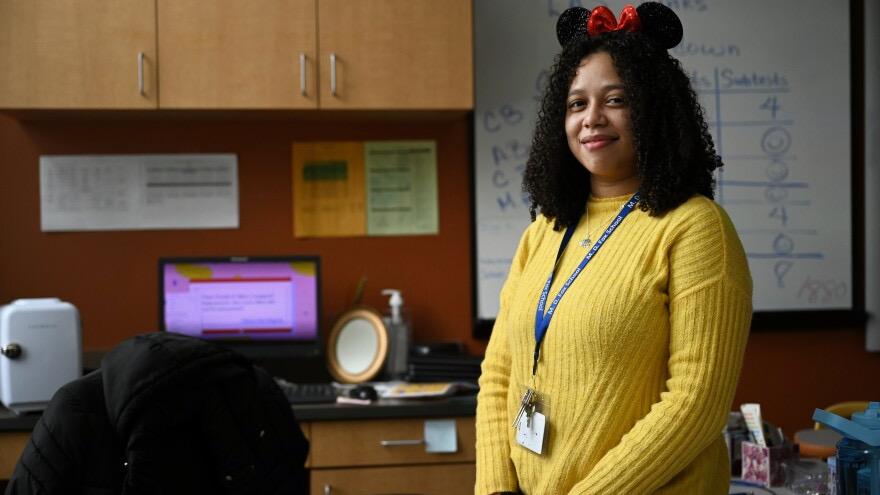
158 256 321 357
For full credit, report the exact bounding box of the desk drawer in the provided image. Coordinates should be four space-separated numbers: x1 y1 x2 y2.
0 432 29 479
307 416 475 468
311 463 475 495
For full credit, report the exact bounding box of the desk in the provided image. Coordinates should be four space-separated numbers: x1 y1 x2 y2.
0 409 38 480
296 396 477 494
0 395 477 494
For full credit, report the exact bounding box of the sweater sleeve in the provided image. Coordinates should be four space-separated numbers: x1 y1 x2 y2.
568 203 753 494
474 221 539 495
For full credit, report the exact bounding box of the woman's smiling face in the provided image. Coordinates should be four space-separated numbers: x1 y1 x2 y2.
565 51 639 197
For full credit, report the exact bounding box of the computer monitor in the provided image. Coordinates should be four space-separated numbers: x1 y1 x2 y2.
158 256 322 361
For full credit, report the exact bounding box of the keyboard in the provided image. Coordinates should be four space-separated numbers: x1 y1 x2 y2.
274 378 338 405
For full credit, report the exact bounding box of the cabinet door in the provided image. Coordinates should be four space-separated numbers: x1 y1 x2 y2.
0 0 157 109
157 0 317 109
0 432 29 479
311 463 476 495
318 0 473 110
308 417 475 468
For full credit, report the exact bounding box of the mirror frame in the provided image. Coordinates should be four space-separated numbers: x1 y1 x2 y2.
326 307 388 383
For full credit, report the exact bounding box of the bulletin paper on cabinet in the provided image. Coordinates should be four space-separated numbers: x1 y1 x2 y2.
39 154 239 232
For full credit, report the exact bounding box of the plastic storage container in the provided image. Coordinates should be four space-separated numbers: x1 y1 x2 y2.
814 402 880 495
784 458 830 495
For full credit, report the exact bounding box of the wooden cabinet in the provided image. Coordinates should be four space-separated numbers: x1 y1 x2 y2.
0 0 472 110
0 431 29 479
157 0 317 109
317 0 473 110
0 414 477 492
304 416 476 495
0 0 157 109
311 464 475 495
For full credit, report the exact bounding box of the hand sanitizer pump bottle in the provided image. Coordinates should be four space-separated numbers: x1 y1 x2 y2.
381 289 410 381
814 402 880 495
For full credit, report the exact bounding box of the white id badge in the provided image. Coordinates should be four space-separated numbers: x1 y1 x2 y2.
516 411 547 455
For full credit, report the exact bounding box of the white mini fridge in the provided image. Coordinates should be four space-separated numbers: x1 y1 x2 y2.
0 298 82 414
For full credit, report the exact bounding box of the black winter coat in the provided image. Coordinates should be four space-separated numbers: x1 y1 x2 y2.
5 332 309 495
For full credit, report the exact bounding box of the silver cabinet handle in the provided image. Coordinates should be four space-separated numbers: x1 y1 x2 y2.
323 484 331 495
380 439 424 447
329 52 337 96
299 53 307 96
137 52 145 96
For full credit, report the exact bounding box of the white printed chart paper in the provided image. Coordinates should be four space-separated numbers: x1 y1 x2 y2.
365 141 439 236
40 154 239 231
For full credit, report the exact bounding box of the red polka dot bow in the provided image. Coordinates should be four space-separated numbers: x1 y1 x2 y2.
587 5 642 37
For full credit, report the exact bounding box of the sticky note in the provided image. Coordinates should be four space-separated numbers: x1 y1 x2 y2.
424 419 457 453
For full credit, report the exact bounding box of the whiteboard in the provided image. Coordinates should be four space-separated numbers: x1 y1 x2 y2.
866 0 879 350
474 0 852 319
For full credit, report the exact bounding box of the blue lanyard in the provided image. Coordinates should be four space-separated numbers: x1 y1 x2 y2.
532 193 640 375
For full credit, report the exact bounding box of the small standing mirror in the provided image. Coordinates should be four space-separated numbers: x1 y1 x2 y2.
327 307 388 383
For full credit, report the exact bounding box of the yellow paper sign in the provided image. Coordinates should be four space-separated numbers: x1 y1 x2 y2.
292 142 366 237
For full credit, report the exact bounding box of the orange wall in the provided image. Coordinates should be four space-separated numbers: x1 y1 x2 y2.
735 327 880 434
0 113 477 351
1 113 878 435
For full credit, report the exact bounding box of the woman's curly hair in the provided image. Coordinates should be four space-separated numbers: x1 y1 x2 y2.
524 31 721 229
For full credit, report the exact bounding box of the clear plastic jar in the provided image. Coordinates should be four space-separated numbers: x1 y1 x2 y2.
784 458 830 495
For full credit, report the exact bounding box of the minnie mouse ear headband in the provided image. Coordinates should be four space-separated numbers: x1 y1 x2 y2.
556 2 683 49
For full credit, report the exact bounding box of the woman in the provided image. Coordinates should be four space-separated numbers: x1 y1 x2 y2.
475 3 753 494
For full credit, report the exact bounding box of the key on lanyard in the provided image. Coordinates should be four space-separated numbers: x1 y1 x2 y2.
512 388 535 428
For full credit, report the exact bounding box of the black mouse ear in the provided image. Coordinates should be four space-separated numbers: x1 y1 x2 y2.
636 2 683 49
556 7 590 47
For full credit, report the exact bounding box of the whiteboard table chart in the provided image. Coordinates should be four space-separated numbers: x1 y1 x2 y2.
473 0 856 331
697 65 851 312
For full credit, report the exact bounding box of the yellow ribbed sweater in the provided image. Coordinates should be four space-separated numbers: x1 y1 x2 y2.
475 194 753 495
